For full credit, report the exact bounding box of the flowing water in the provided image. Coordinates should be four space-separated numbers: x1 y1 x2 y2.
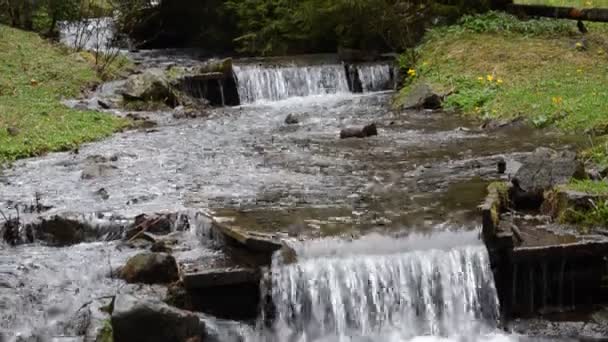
0 53 585 341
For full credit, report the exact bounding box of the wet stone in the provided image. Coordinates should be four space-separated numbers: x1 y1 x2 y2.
111 294 205 342
511 148 585 210
339 123 378 139
120 252 179 284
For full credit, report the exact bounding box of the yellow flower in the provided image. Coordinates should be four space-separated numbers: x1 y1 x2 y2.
496 79 503 84
552 96 563 105
477 76 484 82
407 68 416 77
486 75 494 82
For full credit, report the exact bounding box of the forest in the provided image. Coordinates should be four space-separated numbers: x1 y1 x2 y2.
0 0 504 54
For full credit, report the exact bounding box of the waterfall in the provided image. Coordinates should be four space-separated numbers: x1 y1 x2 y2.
256 232 502 341
233 64 351 104
357 64 393 92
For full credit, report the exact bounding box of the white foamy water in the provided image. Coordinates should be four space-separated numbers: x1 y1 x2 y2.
357 64 393 92
233 64 351 104
216 231 520 342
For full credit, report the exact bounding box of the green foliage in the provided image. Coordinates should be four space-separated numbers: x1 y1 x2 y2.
456 11 574 35
515 0 608 8
398 11 608 135
0 24 127 163
562 199 608 229
567 179 608 195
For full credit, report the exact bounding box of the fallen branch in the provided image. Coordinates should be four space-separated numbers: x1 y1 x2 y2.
126 216 163 243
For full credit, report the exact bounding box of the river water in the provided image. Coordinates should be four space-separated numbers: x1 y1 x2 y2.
0 55 585 341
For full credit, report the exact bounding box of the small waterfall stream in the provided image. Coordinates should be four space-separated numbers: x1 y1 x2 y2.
357 64 393 92
228 231 505 342
233 64 351 104
233 62 394 104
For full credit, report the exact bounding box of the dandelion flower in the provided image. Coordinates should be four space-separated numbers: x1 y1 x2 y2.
477 76 484 82
552 96 563 105
407 68 416 77
497 79 503 84
486 75 494 82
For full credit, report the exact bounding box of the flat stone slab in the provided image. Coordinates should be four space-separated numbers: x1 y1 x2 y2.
210 216 284 254
182 267 259 289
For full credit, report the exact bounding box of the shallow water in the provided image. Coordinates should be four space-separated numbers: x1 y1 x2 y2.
0 55 586 341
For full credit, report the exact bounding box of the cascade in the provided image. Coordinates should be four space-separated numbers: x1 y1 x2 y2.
357 63 394 92
246 232 503 341
233 64 351 104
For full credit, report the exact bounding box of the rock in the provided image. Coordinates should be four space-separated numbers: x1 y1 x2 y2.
151 240 172 253
198 58 233 76
511 148 585 210
97 99 112 109
81 164 116 180
120 252 179 284
125 214 175 240
95 188 110 200
340 123 378 139
27 216 92 246
122 68 178 107
111 294 204 342
400 83 442 110
481 117 526 131
182 267 259 289
284 113 299 125
7 126 20 137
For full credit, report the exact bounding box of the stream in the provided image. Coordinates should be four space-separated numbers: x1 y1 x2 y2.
0 51 591 341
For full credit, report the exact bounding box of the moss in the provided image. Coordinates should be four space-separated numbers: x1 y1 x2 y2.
96 319 114 342
0 24 129 164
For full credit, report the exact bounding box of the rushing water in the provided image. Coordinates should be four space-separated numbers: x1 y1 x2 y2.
233 64 351 104
357 64 394 92
222 231 512 342
0 48 587 341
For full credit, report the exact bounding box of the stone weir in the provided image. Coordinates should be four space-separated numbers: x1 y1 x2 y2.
480 160 608 319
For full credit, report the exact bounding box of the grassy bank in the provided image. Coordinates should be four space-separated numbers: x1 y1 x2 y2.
0 24 128 164
397 11 608 225
515 0 608 8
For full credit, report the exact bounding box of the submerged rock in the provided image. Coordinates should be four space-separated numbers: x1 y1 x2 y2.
340 123 378 139
120 252 179 284
400 82 442 110
284 113 299 125
27 216 93 246
111 294 204 342
511 148 585 210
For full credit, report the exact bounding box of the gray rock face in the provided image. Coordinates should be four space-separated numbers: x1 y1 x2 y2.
120 252 179 284
112 294 204 342
400 82 442 110
512 148 585 209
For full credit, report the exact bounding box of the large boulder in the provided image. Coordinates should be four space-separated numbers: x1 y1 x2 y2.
400 82 442 110
111 294 204 342
120 252 179 284
511 148 586 210
122 68 178 107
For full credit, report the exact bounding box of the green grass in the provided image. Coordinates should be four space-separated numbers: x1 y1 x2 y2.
0 24 128 164
515 0 608 8
397 12 608 133
566 179 608 194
